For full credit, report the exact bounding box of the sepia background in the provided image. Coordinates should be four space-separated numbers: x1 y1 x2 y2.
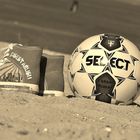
0 0 140 139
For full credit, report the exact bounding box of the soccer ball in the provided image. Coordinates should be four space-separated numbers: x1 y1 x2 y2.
68 34 140 105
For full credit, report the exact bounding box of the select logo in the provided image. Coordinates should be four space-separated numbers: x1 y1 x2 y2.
86 55 130 71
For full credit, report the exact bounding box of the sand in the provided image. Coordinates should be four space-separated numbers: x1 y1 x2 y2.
0 93 140 140
0 82 140 140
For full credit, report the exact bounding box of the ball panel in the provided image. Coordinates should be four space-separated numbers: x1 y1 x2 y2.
73 72 94 97
78 35 101 51
116 79 138 103
134 61 140 84
111 52 134 78
98 34 124 53
122 38 140 58
70 53 83 75
94 71 118 93
82 49 108 74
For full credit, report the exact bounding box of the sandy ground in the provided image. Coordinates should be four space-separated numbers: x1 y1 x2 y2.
0 0 140 140
0 92 140 140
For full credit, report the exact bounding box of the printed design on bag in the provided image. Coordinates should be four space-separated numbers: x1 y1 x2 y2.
0 46 32 82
